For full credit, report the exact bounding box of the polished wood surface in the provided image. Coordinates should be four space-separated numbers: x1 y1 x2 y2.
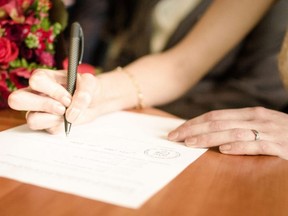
1 108 288 216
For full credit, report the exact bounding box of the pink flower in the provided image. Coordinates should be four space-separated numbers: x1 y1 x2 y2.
0 0 33 20
25 12 40 25
0 0 24 22
9 67 31 89
0 37 19 68
36 50 55 67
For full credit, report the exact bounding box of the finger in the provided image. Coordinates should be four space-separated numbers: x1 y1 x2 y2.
180 107 272 127
66 73 96 123
184 128 265 147
8 88 66 115
46 124 64 134
26 111 63 131
168 107 276 141
168 120 258 141
29 69 71 107
219 140 281 158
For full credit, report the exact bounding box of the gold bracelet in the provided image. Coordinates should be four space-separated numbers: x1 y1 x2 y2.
117 66 144 109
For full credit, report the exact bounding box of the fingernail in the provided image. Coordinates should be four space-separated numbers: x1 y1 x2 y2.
168 131 179 140
220 144 231 152
63 96 71 107
186 137 197 146
68 108 80 122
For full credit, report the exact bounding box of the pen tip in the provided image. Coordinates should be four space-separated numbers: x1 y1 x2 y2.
64 122 71 137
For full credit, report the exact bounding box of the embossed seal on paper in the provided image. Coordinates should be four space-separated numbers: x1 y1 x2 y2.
144 148 180 159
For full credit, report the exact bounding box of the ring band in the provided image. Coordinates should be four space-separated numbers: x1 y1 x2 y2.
251 129 260 141
25 111 30 119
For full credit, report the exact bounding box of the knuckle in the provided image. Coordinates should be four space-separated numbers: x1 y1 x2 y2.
251 107 268 118
196 134 210 146
209 120 224 131
231 128 246 140
29 70 46 89
234 143 245 152
76 91 91 104
42 100 57 113
204 110 218 121
50 86 62 99
181 119 194 128
179 125 192 137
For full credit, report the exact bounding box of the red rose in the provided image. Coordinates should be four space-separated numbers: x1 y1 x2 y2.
2 21 31 43
9 67 31 89
0 37 19 68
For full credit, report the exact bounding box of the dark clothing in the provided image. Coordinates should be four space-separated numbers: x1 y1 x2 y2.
158 0 288 118
65 0 108 65
101 0 288 119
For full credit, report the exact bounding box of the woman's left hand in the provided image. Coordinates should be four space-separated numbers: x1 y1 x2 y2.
168 107 288 160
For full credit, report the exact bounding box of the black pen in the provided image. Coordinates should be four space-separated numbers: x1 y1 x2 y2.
64 22 84 136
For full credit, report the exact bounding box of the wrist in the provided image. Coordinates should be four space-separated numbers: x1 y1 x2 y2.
116 67 144 109
95 69 143 114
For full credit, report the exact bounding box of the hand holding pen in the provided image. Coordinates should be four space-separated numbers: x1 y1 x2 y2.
64 22 84 136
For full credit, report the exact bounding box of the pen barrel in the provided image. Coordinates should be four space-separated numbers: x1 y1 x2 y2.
65 22 83 135
67 37 80 95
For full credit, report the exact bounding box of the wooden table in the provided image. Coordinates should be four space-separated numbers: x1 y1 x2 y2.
1 108 288 216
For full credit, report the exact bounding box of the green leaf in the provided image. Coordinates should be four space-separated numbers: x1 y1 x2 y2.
41 17 50 30
25 33 39 48
53 22 62 35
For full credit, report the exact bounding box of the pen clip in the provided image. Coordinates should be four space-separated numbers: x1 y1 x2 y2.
78 26 84 65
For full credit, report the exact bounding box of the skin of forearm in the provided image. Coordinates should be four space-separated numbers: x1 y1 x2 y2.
100 0 275 110
169 0 276 85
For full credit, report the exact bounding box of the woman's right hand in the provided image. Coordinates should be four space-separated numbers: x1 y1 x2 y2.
8 69 114 134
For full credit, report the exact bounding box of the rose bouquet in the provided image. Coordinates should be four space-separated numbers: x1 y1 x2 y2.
0 0 67 108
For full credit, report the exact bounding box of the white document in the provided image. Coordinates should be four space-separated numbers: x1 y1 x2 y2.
0 111 207 208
